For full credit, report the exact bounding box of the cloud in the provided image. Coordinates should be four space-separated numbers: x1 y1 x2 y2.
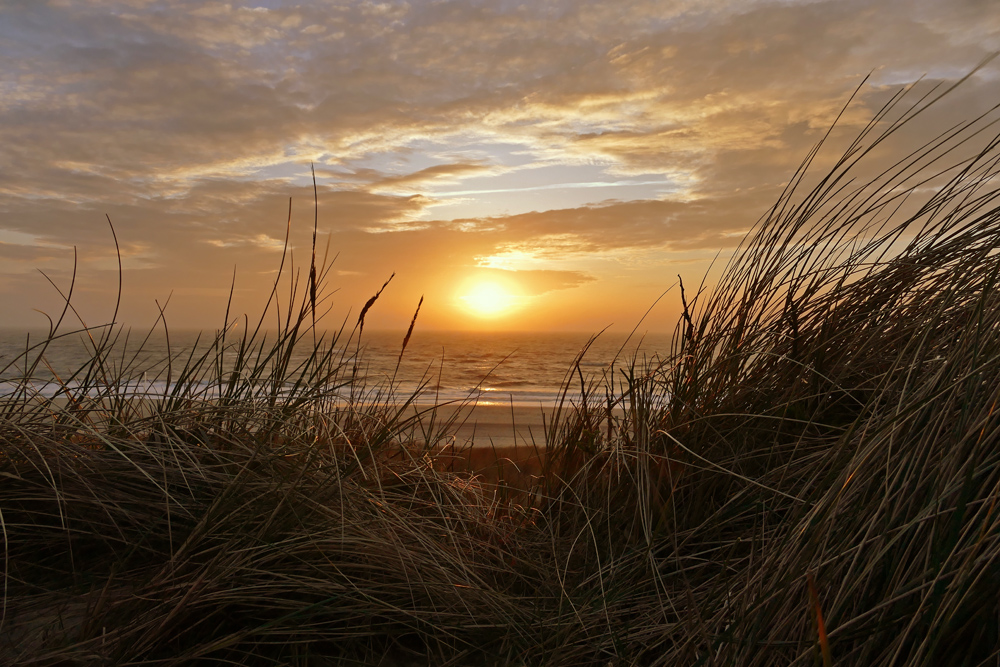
1 0 999 331
0 241 67 267
469 267 596 296
370 161 496 192
207 234 287 250
448 193 778 260
4 0 998 203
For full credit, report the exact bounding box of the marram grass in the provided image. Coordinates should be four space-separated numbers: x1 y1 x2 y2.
5 75 1000 665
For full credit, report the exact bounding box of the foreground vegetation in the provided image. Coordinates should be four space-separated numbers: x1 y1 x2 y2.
5 75 1000 665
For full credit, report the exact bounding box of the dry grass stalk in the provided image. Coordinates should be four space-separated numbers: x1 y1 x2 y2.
5 69 1000 665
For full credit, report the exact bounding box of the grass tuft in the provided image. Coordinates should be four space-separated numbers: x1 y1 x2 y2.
5 72 1000 665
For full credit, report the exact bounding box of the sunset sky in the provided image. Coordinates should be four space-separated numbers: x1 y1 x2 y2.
2 0 999 334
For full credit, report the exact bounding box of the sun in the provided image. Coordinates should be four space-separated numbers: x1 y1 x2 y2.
458 281 519 318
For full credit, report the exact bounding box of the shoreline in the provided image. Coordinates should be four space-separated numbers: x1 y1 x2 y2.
9 393 605 449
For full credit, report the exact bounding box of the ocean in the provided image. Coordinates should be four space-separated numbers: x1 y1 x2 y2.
0 328 673 407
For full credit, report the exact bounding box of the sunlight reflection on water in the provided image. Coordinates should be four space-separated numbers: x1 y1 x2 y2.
0 329 672 406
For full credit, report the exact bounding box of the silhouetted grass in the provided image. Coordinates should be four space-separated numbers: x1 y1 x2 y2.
5 69 1000 665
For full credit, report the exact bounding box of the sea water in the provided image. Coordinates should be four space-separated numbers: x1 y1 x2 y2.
0 328 672 407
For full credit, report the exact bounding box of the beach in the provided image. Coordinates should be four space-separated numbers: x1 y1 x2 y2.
406 401 558 449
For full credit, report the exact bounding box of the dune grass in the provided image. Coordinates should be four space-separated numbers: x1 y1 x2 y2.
5 73 1000 665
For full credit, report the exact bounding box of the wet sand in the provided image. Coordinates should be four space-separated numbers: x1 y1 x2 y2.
404 402 563 449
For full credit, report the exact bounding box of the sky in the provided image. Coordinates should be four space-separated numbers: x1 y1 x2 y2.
2 0 1000 335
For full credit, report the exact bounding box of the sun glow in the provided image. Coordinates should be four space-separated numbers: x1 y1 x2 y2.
458 281 519 318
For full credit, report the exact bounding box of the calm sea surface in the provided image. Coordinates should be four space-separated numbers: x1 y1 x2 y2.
0 329 672 406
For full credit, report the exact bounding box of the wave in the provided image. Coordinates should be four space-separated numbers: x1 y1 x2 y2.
0 378 580 408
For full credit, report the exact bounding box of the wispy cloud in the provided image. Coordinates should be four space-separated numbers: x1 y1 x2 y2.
371 162 497 192
431 179 680 197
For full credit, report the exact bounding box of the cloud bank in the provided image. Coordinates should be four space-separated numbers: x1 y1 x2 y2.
1 0 998 330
